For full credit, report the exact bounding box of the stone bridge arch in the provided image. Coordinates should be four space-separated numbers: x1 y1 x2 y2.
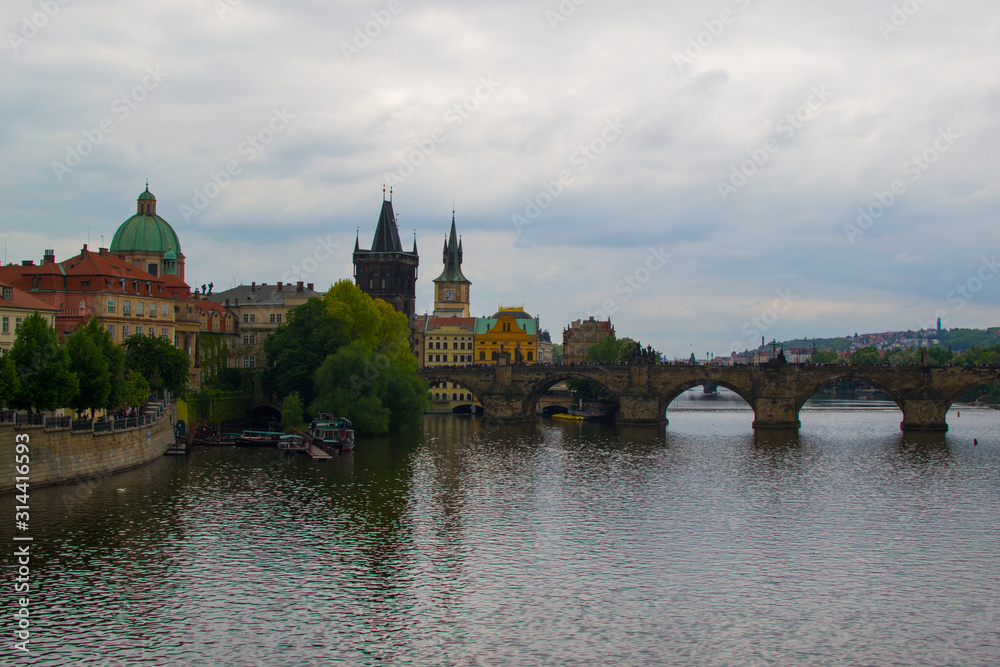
420 370 490 406
657 377 755 417
792 370 906 413
521 370 621 415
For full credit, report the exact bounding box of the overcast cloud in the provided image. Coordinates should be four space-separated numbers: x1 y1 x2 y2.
2 0 998 357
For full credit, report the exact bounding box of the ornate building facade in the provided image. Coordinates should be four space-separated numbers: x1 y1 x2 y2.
432 213 470 318
353 194 419 324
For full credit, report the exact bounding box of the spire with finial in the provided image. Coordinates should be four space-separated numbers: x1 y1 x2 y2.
383 184 386 201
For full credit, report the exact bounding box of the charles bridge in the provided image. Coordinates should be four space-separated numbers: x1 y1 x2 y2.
420 358 1000 431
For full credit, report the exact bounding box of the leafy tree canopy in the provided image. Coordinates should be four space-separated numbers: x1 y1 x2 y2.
263 297 348 407
0 353 19 408
848 346 881 366
9 312 78 411
123 334 190 395
811 349 841 364
585 334 624 362
66 321 111 416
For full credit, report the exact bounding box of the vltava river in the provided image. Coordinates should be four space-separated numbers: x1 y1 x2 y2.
4 395 1000 666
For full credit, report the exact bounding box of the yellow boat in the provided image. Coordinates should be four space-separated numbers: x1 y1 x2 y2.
552 412 585 421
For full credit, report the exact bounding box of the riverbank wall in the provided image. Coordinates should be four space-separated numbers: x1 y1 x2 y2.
0 402 176 494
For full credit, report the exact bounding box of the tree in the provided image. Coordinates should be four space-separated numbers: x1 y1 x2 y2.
310 341 428 435
848 346 881 366
811 349 840 364
551 344 563 363
263 298 348 407
9 312 78 411
65 321 111 417
0 353 19 408
585 334 624 362
281 392 304 433
122 334 190 395
323 279 381 348
82 317 125 408
120 369 150 407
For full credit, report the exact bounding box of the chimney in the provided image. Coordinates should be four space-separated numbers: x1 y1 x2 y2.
43 249 55 264
82 244 88 252
235 298 239 306
307 283 314 291
99 247 108 256
225 298 230 306
277 281 282 291
296 281 303 292
21 260 34 266
251 282 256 291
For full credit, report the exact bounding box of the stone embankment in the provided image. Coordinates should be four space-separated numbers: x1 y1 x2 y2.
0 400 176 494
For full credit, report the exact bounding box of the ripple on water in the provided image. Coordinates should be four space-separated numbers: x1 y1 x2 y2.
3 410 999 665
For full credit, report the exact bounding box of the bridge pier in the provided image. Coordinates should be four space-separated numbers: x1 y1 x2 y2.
899 398 950 432
615 394 666 426
478 391 536 424
750 397 801 430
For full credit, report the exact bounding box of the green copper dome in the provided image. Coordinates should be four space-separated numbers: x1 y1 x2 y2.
109 187 182 255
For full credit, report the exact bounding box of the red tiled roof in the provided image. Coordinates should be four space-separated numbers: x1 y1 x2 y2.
0 280 59 312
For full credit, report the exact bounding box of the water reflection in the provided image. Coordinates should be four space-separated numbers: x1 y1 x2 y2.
3 408 999 666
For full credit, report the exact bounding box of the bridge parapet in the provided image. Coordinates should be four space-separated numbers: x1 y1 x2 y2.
418 363 1000 432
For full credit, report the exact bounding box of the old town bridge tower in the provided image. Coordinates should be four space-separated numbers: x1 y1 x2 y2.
353 191 419 323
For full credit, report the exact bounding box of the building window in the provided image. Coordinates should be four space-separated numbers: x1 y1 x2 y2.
243 355 256 369
480 351 485 361
137 302 144 317
162 305 168 317
137 325 143 335
107 299 116 313
123 325 130 338
149 329 156 338
527 352 533 361
242 313 255 324
1 317 7 334
150 304 157 318
162 328 168 338
270 313 276 323
243 334 256 345
122 301 131 316
276 314 282 323
14 317 23 332
453 355 457 363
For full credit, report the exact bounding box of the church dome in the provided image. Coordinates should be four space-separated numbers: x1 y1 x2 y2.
492 306 533 320
110 186 181 255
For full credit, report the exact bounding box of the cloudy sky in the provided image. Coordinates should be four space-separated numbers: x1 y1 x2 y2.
2 0 998 358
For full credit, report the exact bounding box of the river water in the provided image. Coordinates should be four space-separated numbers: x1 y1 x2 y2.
3 392 1000 666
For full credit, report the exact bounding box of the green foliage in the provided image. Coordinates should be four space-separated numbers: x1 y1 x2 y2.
86 317 126 408
263 298 348 407
618 339 640 364
121 369 150 407
0 353 19 407
323 279 381 348
310 341 429 435
190 388 246 426
281 392 304 433
585 334 624 362
848 346 881 366
565 378 614 401
551 344 563 363
10 312 78 411
811 349 840 364
65 322 111 416
122 334 190 395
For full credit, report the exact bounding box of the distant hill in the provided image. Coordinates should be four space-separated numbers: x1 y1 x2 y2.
781 328 1000 354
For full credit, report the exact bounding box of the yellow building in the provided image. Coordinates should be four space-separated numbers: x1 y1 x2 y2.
474 306 540 364
414 315 478 412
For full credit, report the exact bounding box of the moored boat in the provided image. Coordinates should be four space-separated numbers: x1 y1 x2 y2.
236 430 283 446
308 414 355 453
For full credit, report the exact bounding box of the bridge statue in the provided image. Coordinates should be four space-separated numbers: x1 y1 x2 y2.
421 359 1000 432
